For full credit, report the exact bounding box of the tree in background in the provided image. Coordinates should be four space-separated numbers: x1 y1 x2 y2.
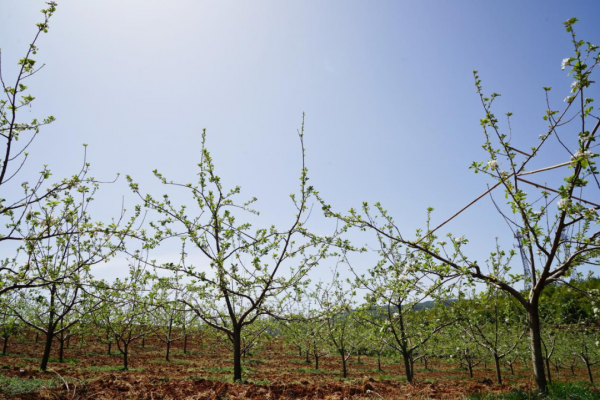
91 263 155 370
349 234 456 383
0 291 20 355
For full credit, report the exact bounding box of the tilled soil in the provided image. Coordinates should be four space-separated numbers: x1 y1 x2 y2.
0 332 593 399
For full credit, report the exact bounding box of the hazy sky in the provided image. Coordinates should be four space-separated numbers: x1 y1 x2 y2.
1 1 599 285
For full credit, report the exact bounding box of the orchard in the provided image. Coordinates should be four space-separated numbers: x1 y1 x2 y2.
0 3 599 399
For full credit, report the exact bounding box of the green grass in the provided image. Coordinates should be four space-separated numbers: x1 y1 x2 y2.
204 366 235 373
289 359 312 365
185 375 222 383
151 358 194 365
248 378 271 385
466 383 600 399
439 375 470 380
0 375 59 396
18 357 79 363
51 357 79 363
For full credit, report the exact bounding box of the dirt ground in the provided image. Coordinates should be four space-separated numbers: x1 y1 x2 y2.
0 332 594 399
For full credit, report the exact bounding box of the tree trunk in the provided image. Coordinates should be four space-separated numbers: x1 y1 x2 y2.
424 357 429 370
509 362 514 375
66 335 71 349
402 350 413 383
41 284 57 372
184 335 188 354
585 359 594 383
545 357 552 385
528 305 548 393
315 355 319 370
107 340 112 355
305 349 309 363
123 343 129 370
59 333 64 363
494 355 502 384
341 351 347 378
2 336 8 355
40 328 55 371
377 353 382 372
298 346 302 357
166 320 173 361
468 362 474 378
233 328 242 382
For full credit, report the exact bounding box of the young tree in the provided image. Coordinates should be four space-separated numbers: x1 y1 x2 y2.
7 177 131 371
323 19 600 392
92 265 155 370
128 120 332 381
458 288 527 384
0 291 20 355
569 322 600 383
151 280 186 362
312 276 363 378
349 236 456 383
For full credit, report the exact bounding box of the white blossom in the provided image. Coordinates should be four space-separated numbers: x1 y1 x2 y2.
557 198 571 210
488 159 498 170
564 95 574 103
571 81 579 92
392 312 400 319
562 58 570 70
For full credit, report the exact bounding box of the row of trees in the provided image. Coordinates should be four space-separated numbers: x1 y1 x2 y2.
0 5 598 393
3 275 600 386
282 277 600 385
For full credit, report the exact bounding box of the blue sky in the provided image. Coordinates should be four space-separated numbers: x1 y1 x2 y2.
1 1 599 285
